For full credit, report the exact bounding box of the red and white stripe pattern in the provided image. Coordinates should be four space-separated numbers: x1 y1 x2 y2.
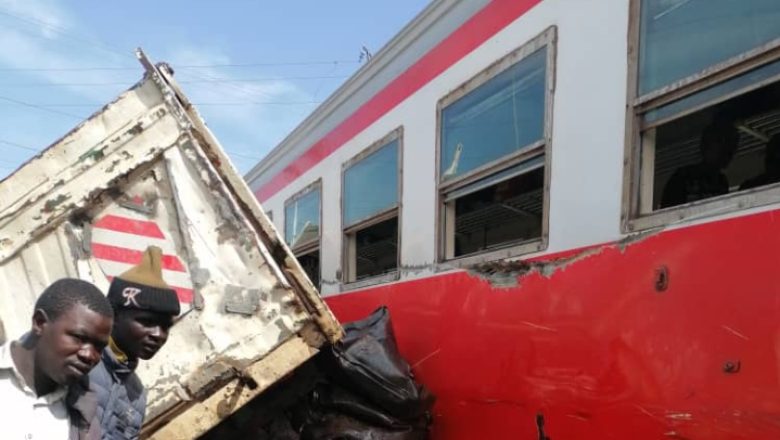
91 210 194 306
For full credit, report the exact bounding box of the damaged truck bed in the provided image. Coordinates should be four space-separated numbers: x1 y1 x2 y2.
0 49 342 440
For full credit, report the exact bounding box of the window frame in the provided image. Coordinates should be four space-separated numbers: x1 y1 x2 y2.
623 0 780 232
340 127 403 289
283 179 323 288
435 26 557 266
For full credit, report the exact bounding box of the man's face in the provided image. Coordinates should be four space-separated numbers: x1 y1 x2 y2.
33 303 112 385
112 309 173 361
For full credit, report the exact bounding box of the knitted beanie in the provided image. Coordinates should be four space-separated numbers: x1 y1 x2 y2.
106 246 181 315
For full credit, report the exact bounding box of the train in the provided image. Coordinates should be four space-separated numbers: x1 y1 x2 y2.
245 0 780 438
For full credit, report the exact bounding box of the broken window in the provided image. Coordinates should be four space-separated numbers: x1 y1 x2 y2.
626 0 780 228
284 183 321 288
342 133 400 283
438 28 554 261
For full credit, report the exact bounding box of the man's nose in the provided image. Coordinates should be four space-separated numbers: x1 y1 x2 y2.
149 326 168 341
78 345 100 365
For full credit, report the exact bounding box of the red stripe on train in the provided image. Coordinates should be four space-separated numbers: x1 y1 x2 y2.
92 243 186 272
255 0 542 202
93 214 165 239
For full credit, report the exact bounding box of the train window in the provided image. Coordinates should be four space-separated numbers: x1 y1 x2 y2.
638 0 780 95
437 27 555 262
440 48 545 182
284 181 321 288
625 0 780 230
342 131 401 285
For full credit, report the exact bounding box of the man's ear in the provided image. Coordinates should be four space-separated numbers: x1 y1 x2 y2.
31 309 51 337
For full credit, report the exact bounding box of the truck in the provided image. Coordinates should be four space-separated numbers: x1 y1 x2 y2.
0 49 343 440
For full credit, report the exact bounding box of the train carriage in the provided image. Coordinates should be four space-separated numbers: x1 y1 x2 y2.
246 0 780 438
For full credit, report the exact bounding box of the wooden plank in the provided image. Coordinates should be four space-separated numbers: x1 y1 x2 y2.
144 336 316 440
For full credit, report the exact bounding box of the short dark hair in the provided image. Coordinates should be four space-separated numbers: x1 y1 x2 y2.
34 278 113 321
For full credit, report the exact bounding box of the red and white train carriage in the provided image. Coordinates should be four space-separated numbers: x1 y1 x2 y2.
246 0 780 438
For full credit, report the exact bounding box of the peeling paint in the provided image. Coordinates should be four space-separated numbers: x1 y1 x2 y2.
275 318 293 342
126 121 144 136
617 227 663 252
223 285 261 316
467 245 604 288
466 228 667 288
117 192 158 215
78 146 106 163
42 194 71 213
105 159 122 173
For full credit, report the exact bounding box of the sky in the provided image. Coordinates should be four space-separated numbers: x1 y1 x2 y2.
0 0 431 179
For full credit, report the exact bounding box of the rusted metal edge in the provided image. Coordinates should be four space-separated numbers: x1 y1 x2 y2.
142 336 316 440
136 48 191 131
142 54 343 344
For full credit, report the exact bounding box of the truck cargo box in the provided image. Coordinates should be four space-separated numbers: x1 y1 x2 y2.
0 50 342 440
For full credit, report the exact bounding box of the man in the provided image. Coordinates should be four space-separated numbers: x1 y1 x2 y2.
0 278 113 440
71 245 180 439
661 123 739 209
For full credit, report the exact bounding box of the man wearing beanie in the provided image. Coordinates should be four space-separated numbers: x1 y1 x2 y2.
69 245 180 439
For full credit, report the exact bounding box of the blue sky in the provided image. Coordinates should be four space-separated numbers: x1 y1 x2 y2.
0 0 430 179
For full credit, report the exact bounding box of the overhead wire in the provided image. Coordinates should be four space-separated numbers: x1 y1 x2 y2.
27 101 320 107
0 5 347 106
0 60 357 72
0 6 331 163
0 94 84 119
0 75 350 87
0 138 38 152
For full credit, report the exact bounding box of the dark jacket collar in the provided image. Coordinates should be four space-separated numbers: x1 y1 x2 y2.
101 347 138 380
